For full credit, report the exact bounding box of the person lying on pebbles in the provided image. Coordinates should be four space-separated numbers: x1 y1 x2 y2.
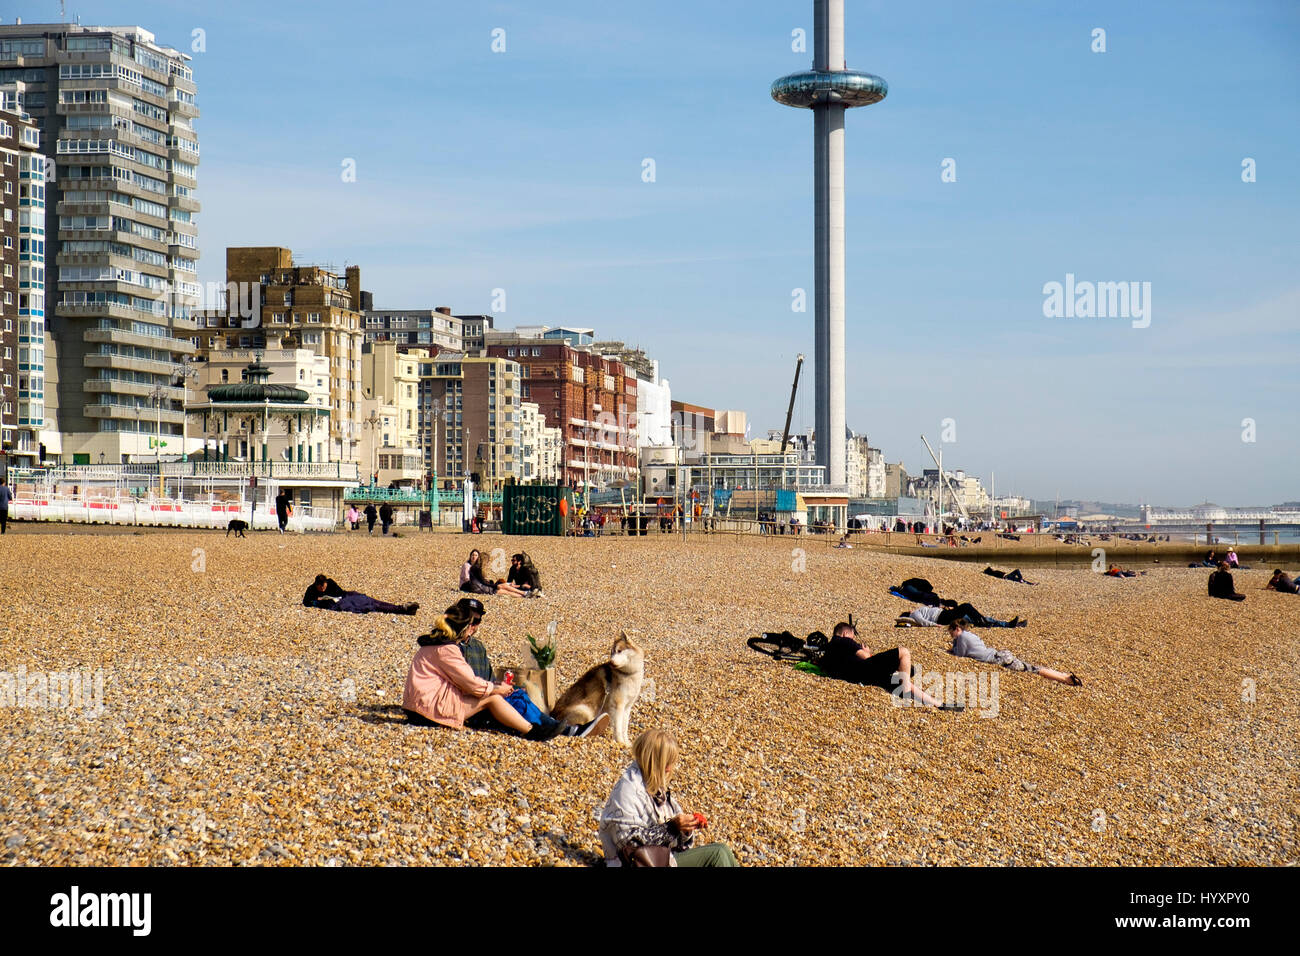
402 598 604 741
818 621 962 711
1264 570 1298 594
302 573 418 615
946 620 1082 686
897 600 1025 629
982 566 1035 585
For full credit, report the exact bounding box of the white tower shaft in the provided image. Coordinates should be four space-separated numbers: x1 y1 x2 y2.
814 0 846 485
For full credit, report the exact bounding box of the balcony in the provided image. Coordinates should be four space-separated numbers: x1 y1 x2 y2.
58 300 139 321
83 378 186 400
87 353 188 376
85 403 186 424
168 193 200 214
84 327 197 352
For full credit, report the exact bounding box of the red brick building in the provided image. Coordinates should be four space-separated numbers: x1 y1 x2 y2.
486 337 637 489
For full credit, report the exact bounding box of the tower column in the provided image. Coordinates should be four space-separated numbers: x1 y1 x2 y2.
774 0 885 490
815 101 847 485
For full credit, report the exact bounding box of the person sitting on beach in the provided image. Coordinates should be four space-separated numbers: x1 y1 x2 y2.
983 566 1034 584
302 574 418 615
403 598 569 741
1207 562 1246 602
819 622 961 710
459 550 529 598
898 601 1024 629
1105 564 1138 577
835 534 853 549
946 620 1081 685
1225 550 1239 568
459 549 494 595
1265 570 1299 594
506 552 544 597
598 729 737 867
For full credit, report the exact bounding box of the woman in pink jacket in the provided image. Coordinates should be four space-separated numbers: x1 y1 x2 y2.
402 597 564 741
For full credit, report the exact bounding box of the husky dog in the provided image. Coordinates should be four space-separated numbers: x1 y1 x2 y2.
226 519 249 537
551 632 644 745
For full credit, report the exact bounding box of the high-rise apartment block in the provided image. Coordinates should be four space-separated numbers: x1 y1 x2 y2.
0 95 44 465
0 23 200 463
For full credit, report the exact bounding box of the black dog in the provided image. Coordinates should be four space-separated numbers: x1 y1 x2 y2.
226 519 249 537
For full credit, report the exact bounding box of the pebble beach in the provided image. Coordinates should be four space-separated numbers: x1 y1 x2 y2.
1 529 1296 866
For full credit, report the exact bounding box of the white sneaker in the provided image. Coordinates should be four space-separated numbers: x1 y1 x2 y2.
572 712 609 739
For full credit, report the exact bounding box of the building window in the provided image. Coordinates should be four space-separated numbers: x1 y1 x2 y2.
221 369 229 383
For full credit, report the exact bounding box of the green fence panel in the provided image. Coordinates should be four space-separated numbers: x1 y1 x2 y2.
503 485 574 536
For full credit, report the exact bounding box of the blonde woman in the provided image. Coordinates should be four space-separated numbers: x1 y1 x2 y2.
598 729 736 867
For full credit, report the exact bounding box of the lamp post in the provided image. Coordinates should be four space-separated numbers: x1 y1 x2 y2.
429 398 442 520
363 409 380 487
475 442 487 520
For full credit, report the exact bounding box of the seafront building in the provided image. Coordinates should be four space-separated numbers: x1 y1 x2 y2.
517 399 562 484
422 351 523 493
0 93 44 467
0 22 200 464
485 328 637 490
194 247 364 463
361 306 463 353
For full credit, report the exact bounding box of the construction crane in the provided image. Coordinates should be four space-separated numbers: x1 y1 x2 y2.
779 354 804 456
920 433 970 524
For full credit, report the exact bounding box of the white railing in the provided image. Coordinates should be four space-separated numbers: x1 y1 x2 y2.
160 461 361 481
26 461 361 483
10 495 337 532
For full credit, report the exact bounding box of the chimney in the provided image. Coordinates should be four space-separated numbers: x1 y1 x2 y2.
435 306 452 315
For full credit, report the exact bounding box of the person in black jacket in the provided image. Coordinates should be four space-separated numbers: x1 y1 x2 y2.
1265 570 1299 594
819 621 960 711
302 574 418 614
1207 562 1245 602
275 490 291 533
892 577 943 605
363 503 378 533
507 552 543 597
379 502 395 535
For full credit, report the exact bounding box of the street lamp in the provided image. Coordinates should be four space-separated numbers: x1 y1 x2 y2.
148 381 168 466
362 409 381 486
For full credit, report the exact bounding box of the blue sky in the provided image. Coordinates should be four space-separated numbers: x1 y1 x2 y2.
45 0 1300 504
